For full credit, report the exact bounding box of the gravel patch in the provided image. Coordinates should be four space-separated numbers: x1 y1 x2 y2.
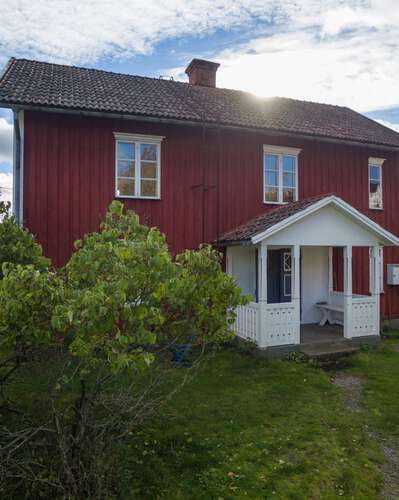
333 372 399 499
333 373 364 412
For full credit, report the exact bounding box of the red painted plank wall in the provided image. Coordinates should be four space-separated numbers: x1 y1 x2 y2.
23 110 399 318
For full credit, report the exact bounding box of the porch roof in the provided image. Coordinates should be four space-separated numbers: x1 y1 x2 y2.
217 194 399 247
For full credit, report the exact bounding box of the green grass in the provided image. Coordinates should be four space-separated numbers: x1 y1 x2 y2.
7 336 399 499
348 332 399 438
117 349 384 499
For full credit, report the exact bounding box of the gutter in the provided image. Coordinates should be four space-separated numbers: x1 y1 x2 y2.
2 102 399 153
12 109 23 224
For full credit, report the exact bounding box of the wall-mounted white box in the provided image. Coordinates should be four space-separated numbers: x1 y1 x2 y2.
387 264 399 285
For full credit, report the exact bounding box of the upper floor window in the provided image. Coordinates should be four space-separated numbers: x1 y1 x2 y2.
114 133 164 199
368 157 384 210
263 145 301 204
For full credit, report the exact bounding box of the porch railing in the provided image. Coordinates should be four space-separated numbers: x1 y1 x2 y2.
233 293 379 348
233 302 259 344
264 302 299 347
351 295 379 337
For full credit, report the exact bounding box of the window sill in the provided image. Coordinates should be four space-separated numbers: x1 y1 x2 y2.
369 206 383 211
263 200 297 205
115 195 161 200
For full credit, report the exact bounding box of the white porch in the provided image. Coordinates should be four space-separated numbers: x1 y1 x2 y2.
224 196 399 351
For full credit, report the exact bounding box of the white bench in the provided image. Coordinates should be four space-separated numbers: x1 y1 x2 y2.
315 303 344 326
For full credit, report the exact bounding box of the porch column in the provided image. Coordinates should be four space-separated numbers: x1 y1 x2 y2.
292 244 301 344
343 245 353 339
370 245 381 335
328 247 333 295
258 242 268 348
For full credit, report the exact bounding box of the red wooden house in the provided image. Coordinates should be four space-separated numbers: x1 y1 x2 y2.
1 57 399 355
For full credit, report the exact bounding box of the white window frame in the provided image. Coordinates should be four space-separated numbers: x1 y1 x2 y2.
263 145 301 204
368 157 385 210
114 132 164 200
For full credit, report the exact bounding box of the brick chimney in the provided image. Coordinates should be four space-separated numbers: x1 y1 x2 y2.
185 59 220 88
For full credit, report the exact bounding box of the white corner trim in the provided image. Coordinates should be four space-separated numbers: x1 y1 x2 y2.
251 195 399 246
263 144 302 156
369 157 385 166
113 132 165 143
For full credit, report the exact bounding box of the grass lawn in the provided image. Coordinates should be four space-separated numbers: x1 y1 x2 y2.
116 341 399 499
6 336 399 499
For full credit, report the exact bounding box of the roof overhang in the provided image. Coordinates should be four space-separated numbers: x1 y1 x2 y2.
3 102 399 152
251 195 399 246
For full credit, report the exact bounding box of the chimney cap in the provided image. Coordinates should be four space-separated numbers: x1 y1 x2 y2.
185 58 220 76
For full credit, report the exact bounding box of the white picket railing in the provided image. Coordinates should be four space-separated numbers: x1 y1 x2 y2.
233 302 259 343
352 295 379 337
264 302 300 346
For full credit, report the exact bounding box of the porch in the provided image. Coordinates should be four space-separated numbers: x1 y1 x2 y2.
220 195 399 354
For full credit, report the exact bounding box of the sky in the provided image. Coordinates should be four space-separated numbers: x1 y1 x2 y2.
1 0 399 203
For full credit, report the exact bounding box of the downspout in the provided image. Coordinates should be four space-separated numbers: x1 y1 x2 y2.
13 108 21 223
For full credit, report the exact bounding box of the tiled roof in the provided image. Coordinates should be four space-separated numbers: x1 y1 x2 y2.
217 194 332 245
1 58 399 148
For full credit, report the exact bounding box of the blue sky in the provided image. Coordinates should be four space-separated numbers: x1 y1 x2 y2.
1 0 399 199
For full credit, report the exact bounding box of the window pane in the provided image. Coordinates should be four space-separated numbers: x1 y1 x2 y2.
264 154 278 171
265 170 278 186
369 165 380 181
141 179 157 197
283 155 295 173
117 160 135 177
370 181 382 208
141 143 157 161
117 178 135 196
283 187 295 202
283 172 295 188
265 186 278 202
117 142 135 160
141 162 157 179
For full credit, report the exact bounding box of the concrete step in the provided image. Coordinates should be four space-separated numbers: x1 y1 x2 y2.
300 342 359 360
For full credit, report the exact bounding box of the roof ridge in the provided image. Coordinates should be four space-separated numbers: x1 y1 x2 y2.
11 57 190 87
9 58 357 112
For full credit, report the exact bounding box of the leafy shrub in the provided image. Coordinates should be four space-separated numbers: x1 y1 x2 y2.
0 201 247 498
0 201 49 277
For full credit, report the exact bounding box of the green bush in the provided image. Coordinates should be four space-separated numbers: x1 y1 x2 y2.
0 201 247 498
0 201 49 277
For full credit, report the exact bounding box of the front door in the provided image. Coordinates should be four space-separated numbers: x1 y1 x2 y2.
267 249 292 303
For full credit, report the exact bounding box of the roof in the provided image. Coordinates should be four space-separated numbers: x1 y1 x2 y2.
218 195 331 245
217 194 399 246
1 58 399 149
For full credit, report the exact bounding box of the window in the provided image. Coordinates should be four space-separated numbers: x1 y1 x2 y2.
368 157 384 209
263 145 301 203
114 133 164 199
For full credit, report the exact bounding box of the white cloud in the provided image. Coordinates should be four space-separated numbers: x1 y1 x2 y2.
0 1 399 112
0 0 275 66
0 118 13 164
211 28 399 111
0 172 12 204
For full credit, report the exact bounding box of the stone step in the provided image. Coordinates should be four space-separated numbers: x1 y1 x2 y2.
300 342 359 359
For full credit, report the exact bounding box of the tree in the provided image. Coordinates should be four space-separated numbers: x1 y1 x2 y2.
0 202 49 278
0 201 247 498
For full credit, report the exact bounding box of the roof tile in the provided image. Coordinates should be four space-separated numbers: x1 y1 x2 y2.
217 194 332 244
1 58 399 148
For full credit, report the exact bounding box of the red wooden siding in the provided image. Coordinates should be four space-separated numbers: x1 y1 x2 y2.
23 110 399 318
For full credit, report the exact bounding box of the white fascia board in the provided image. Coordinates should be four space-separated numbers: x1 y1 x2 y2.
263 144 302 156
113 132 165 143
251 195 399 246
369 157 385 166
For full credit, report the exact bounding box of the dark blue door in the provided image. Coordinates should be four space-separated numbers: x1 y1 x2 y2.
267 249 292 303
